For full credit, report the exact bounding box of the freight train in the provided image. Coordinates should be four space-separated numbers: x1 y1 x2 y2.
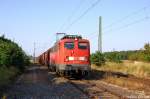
38 35 91 77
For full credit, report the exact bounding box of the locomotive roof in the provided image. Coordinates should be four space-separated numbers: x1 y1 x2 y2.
61 35 82 40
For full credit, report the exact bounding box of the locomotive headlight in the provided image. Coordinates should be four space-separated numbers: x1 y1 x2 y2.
65 56 74 61
79 57 87 61
68 56 74 61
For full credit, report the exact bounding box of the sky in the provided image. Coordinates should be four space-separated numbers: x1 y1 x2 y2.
0 0 150 56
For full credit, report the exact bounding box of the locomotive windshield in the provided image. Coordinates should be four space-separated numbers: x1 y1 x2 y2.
78 42 88 49
64 42 74 49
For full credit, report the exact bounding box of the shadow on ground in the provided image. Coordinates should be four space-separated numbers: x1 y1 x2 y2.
84 69 129 80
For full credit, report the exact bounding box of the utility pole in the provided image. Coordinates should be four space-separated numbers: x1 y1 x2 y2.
33 42 36 63
98 16 102 53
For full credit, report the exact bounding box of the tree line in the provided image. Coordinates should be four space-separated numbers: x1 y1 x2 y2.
0 35 30 71
91 43 150 66
0 35 30 94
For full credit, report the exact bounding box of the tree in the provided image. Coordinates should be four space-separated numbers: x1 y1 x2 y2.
91 51 105 66
143 43 150 62
0 36 30 70
104 51 122 63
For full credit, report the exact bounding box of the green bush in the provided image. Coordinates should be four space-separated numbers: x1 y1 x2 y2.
0 66 19 86
0 35 31 95
104 52 122 63
0 35 30 87
0 35 30 70
102 43 150 62
91 51 105 66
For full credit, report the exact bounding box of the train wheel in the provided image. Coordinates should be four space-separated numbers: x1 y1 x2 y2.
48 65 51 71
56 68 60 76
71 70 82 79
52 67 56 72
59 70 64 77
65 71 71 77
82 71 90 78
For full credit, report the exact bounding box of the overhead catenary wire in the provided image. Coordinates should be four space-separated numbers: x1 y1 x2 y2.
86 4 150 38
87 15 150 39
57 0 86 32
64 0 102 32
104 15 150 34
88 16 150 53
103 4 150 30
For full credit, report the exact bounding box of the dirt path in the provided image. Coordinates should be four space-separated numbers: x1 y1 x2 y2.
3 64 149 99
3 65 87 99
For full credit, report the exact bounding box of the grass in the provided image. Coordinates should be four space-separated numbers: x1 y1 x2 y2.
103 76 145 90
93 61 150 78
92 61 150 92
0 66 19 86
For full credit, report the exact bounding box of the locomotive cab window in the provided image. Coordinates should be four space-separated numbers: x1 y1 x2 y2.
78 42 88 49
64 42 74 49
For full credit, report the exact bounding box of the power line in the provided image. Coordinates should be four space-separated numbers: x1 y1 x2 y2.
86 4 150 38
57 0 86 32
88 15 150 38
103 4 150 30
91 16 150 52
64 0 102 32
87 31 98 39
104 16 150 34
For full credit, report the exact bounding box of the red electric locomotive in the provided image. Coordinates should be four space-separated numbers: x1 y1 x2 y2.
38 35 91 77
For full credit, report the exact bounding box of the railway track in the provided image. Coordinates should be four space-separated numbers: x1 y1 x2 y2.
48 66 149 99
65 77 148 99
66 78 121 99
